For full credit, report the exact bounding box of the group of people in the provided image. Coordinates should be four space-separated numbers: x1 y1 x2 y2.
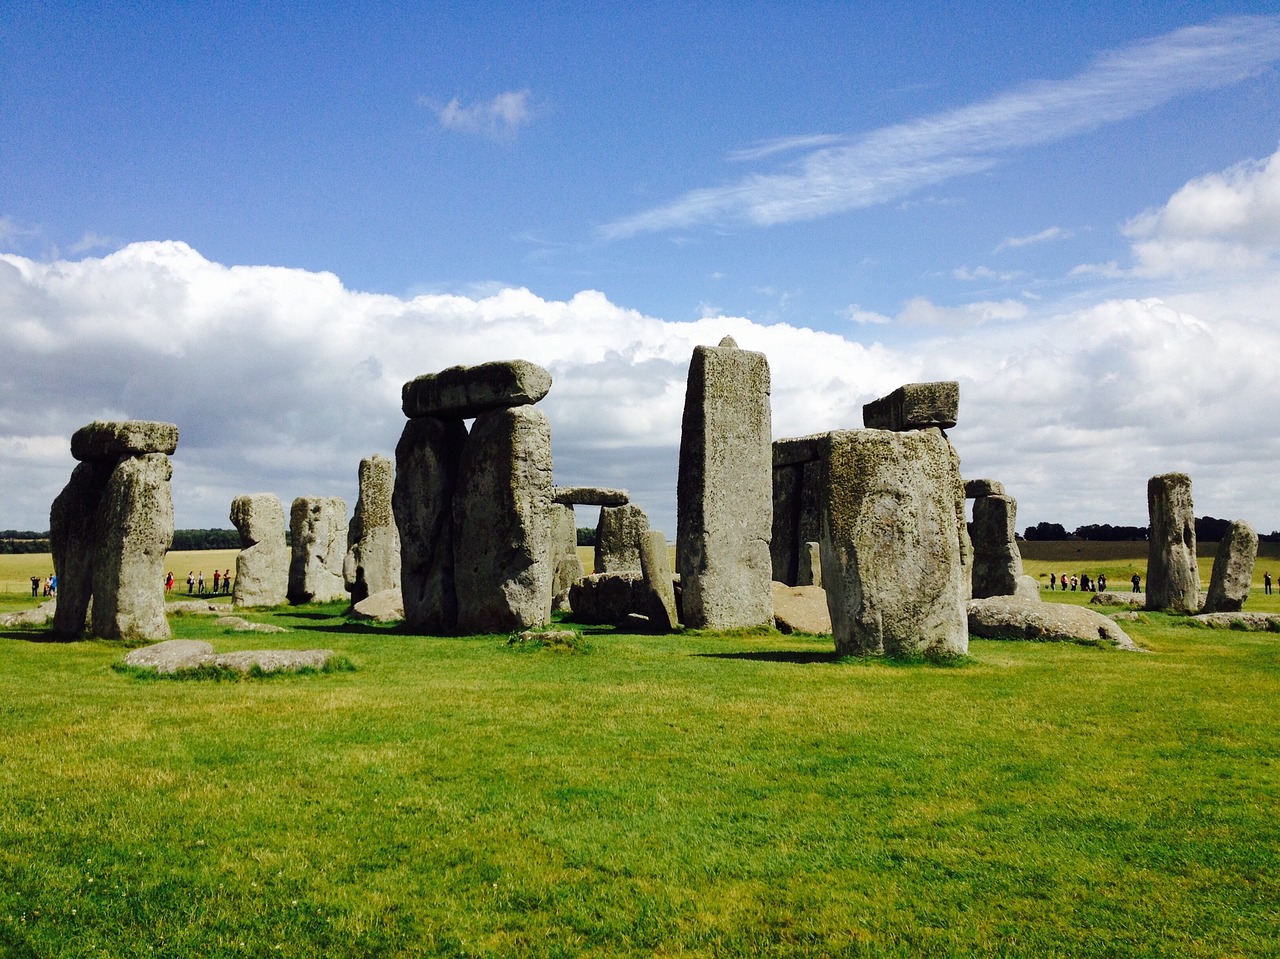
1047 572 1109 593
29 574 56 598
168 569 233 595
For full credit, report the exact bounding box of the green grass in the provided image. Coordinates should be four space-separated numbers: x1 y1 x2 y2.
1 596 1278 956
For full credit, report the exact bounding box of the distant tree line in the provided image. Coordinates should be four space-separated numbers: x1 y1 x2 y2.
0 529 244 552
576 527 596 546
0 530 51 553
1023 517 1280 543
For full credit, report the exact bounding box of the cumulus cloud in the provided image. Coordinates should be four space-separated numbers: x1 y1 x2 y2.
427 89 536 138
601 15 1280 238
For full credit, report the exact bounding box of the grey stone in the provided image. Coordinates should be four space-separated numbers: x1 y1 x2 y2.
771 453 824 586
594 503 649 574
772 434 826 467
964 478 1006 498
213 616 290 634
343 455 401 604
567 573 648 626
797 541 822 588
351 587 405 623
71 420 179 462
772 582 832 635
1013 575 1042 601
677 340 774 629
820 428 968 658
549 503 585 610
393 416 467 632
402 359 552 419
967 596 1141 650
210 649 336 673
862 382 959 432
453 405 554 633
166 600 225 615
49 459 115 636
288 496 349 605
230 494 289 608
1192 612 1280 630
639 530 679 632
1202 520 1258 613
552 486 630 507
91 453 174 641
1146 473 1199 613
0 600 57 628
122 640 215 673
970 494 1023 598
1091 591 1145 607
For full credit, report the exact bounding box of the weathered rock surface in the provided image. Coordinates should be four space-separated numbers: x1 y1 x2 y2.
288 496 349 605
821 428 969 658
230 493 289 608
351 587 405 622
91 453 174 641
772 445 824 586
122 639 337 674
1091 591 1146 607
394 416 467 632
552 486 629 507
594 503 649 574
967 596 1140 650
549 502 585 608
1202 520 1257 614
1191 612 1280 630
402 360 551 419
567 573 648 626
862 382 959 432
964 478 1006 498
213 616 290 634
453 405 554 633
797 541 822 588
1014 575 1042 601
49 459 115 636
71 420 179 462
343 455 401 604
677 338 774 629
639 530 679 632
122 639 214 673
0 600 57 628
970 494 1023 598
1146 472 1199 613
166 600 226 615
772 583 832 635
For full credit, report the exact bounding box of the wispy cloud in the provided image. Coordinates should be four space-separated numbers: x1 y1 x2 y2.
601 16 1280 239
424 89 536 138
996 226 1073 251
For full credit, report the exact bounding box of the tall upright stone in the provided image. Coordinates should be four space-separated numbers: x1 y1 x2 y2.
1203 520 1258 613
394 416 467 632
1146 472 1199 613
344 455 401 604
771 435 825 586
230 493 289 607
91 453 174 640
820 428 968 658
639 530 679 631
970 493 1023 599
549 502 585 609
594 503 650 573
677 336 774 629
50 420 178 640
453 405 554 633
288 496 348 604
798 541 822 588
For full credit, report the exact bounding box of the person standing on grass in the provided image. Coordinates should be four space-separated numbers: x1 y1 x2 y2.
213 570 221 593
30 576 39 598
1049 573 1056 590
165 571 174 592
187 571 194 594
1132 572 1141 593
198 571 205 594
222 569 232 594
1099 573 1107 593
1265 571 1272 595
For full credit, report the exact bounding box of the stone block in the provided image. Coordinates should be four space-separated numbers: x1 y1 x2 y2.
552 486 630 506
402 360 552 419
230 493 289 608
639 530 679 632
71 420 179 462
1146 472 1199 613
288 496 349 604
1203 520 1258 613
964 478 1006 498
594 503 649 574
970 494 1023 598
862 381 958 432
344 455 401 604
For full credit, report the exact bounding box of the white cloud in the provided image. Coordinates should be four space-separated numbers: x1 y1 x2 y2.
601 15 1280 238
898 296 1028 326
841 305 891 325
951 265 1022 282
996 226 1073 251
427 89 536 138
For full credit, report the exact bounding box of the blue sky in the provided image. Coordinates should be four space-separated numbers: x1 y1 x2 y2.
3 3 1280 538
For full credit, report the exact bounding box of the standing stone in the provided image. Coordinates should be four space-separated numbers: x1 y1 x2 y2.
344 455 401 604
230 494 289 608
639 530 679 631
91 453 174 641
798 541 822 588
549 502 585 610
1203 520 1258 614
453 405 554 633
970 494 1024 599
394 416 468 632
771 435 825 586
820 428 968 658
50 460 115 636
288 496 349 605
1146 473 1199 613
677 337 774 629
594 503 650 574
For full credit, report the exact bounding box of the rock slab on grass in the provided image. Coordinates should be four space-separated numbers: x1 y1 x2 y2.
967 596 1141 650
0 600 57 628
1091 591 1146 607
351 587 405 622
772 582 832 635
122 639 337 675
1191 612 1280 631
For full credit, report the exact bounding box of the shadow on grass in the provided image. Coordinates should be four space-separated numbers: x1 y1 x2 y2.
0 628 77 644
695 649 841 665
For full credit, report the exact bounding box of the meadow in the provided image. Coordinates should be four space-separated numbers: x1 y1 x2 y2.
1 546 1277 957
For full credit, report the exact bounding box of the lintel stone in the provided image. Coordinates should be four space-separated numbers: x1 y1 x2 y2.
552 486 630 506
964 478 1006 499
71 420 179 462
862 382 958 432
402 360 552 419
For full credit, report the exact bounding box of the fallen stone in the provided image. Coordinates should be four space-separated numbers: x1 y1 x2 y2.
1013 575 1042 601
213 616 290 634
967 596 1141 650
402 360 552 419
1091 591 1146 607
1202 520 1257 614
351 588 405 622
166 601 226 615
552 486 630 506
0 600 57 628
71 420 179 462
862 382 958 432
122 639 215 673
230 493 289 608
771 582 831 635
210 649 335 673
964 478 1006 498
1191 612 1280 631
1146 472 1199 613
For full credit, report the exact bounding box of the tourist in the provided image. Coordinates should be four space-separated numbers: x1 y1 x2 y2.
222 569 232 594
165 571 174 592
1049 573 1056 590
213 570 221 593
187 571 194 594
1265 571 1272 595
1131 573 1141 593
30 575 40 598
197 571 205 594
1098 573 1107 592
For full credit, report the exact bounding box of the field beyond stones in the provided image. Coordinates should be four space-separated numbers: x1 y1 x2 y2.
1 548 1278 957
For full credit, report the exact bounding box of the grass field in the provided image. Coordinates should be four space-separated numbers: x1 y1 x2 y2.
1 549 1278 956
